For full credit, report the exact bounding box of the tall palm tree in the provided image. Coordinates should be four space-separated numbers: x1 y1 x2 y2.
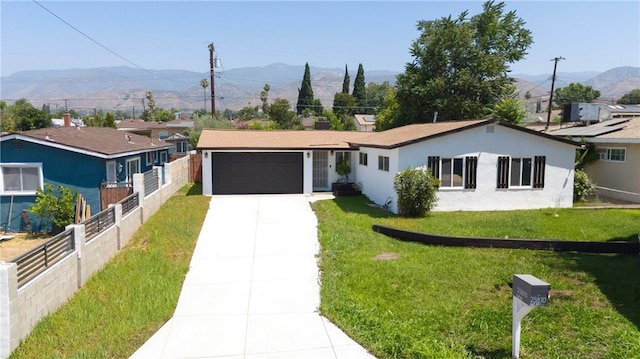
200 78 209 111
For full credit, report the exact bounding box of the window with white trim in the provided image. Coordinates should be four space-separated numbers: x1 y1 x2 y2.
378 156 389 171
160 151 168 164
146 152 153 166
597 147 626 162
427 156 477 189
497 156 545 188
106 161 116 182
0 163 43 195
126 158 140 182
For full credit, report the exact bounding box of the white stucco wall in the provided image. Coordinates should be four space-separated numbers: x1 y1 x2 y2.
303 151 313 194
202 150 213 195
354 148 399 212
360 124 576 212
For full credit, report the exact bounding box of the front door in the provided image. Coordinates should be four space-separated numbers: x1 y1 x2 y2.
312 151 329 191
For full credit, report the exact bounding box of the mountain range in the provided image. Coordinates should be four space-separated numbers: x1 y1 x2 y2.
1 64 638 115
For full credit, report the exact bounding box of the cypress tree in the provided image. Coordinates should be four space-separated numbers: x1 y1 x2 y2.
352 64 366 112
296 63 314 114
342 65 350 94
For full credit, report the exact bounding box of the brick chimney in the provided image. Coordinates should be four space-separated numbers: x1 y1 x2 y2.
64 112 71 127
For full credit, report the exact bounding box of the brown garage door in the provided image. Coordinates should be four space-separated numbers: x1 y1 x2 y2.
211 152 303 194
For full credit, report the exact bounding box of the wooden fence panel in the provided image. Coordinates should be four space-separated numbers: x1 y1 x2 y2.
100 183 133 210
190 153 202 183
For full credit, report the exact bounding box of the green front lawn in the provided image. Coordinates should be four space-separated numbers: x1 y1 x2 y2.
314 196 640 358
10 184 210 359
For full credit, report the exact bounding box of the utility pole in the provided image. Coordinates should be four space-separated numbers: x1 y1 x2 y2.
208 43 216 115
545 56 565 131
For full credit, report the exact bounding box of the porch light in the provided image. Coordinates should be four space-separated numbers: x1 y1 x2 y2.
204 152 208 159
307 152 310 158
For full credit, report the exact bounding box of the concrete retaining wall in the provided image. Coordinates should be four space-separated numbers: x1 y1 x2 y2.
0 155 191 359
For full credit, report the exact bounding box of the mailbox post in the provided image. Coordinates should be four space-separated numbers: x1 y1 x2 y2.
512 274 550 359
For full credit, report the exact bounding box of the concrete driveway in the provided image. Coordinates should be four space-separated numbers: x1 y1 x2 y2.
131 194 374 359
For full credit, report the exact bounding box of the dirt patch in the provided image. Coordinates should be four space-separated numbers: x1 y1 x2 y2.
372 252 400 261
550 289 572 299
0 233 50 261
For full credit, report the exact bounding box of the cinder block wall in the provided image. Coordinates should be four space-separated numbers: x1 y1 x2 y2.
0 159 192 359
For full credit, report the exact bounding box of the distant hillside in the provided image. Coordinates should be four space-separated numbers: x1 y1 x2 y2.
1 64 638 114
585 66 640 101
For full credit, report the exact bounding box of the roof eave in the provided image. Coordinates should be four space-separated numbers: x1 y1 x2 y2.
198 146 358 151
3 134 173 159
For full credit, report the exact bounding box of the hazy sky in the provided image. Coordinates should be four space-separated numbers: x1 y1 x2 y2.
2 1 639 77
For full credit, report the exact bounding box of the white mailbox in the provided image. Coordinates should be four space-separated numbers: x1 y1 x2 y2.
512 274 550 359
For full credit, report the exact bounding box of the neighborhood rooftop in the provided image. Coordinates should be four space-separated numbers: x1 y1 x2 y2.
550 116 640 142
1 127 173 157
116 118 193 130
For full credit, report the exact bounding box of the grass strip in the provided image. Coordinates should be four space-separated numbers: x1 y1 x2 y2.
10 184 210 359
314 196 640 358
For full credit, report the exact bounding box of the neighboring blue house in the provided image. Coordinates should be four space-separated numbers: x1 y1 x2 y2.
0 125 173 232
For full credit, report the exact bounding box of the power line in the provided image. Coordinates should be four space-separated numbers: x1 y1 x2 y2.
31 0 190 84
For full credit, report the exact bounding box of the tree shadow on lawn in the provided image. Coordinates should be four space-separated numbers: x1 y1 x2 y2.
605 234 639 242
185 183 203 196
567 252 640 329
333 195 396 219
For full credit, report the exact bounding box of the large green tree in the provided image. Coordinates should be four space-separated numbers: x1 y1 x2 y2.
236 105 261 121
0 100 15 132
554 82 600 107
154 108 179 122
296 63 314 114
490 85 525 124
352 64 366 112
103 112 117 128
342 65 350 94
617 89 640 104
269 98 300 129
11 99 52 130
393 1 532 127
375 88 400 131
492 97 526 124
309 98 324 116
365 81 393 114
332 92 358 130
